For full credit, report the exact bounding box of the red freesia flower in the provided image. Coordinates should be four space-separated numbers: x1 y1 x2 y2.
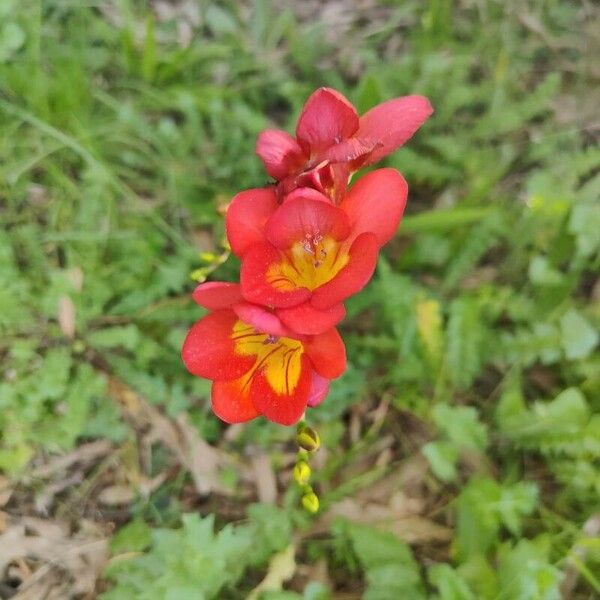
226 168 407 335
181 282 346 425
181 87 433 425
256 87 432 200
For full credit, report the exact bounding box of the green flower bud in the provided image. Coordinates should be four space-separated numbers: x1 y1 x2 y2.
296 425 320 452
301 491 319 514
293 460 311 485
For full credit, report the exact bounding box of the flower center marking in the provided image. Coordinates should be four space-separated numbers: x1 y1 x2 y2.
266 234 349 293
232 321 304 395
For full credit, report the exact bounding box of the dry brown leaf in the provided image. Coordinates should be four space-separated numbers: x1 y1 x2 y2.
297 557 331 591
107 376 226 496
0 516 107 599
66 266 84 292
250 451 278 504
246 544 296 600
58 295 76 339
349 408 362 443
561 512 600 598
98 484 136 506
174 413 221 495
387 516 452 544
26 184 47 205
35 473 84 515
374 447 393 468
314 498 451 545
30 439 113 480
0 475 13 508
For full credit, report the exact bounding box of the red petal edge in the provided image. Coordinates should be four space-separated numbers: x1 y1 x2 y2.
250 355 313 425
303 327 346 379
192 282 243 310
341 168 408 246
212 378 260 423
226 187 279 257
181 310 255 381
295 88 359 157
310 232 379 309
256 129 306 180
277 301 345 336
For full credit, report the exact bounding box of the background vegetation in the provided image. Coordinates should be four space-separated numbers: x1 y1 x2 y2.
0 0 598 598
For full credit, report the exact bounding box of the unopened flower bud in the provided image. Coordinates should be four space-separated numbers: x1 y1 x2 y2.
301 491 319 514
296 425 320 452
293 461 311 485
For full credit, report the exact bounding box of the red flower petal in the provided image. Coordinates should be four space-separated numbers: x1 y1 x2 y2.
304 327 346 379
310 232 379 309
295 88 359 157
277 301 345 336
233 302 295 338
283 186 333 205
226 187 279 257
250 354 312 425
320 136 378 165
212 377 260 423
329 163 352 204
192 282 243 310
240 241 311 308
265 193 350 249
181 310 255 381
256 129 306 180
306 372 330 407
341 168 408 246
354 95 433 167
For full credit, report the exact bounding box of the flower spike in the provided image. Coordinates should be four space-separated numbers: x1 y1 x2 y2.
182 86 432 428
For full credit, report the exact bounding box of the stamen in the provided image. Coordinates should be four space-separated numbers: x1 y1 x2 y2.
300 229 331 272
302 241 314 254
264 334 279 345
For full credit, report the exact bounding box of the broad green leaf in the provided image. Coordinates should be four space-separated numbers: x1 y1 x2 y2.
0 22 25 62
497 538 562 600
528 256 563 286
497 482 538 536
456 478 539 561
102 514 254 599
569 202 600 257
337 521 425 600
455 478 501 560
246 504 293 566
447 297 485 390
560 309 598 360
88 325 141 351
423 440 459 482
499 388 589 443
110 520 153 554
431 404 488 451
428 563 477 600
